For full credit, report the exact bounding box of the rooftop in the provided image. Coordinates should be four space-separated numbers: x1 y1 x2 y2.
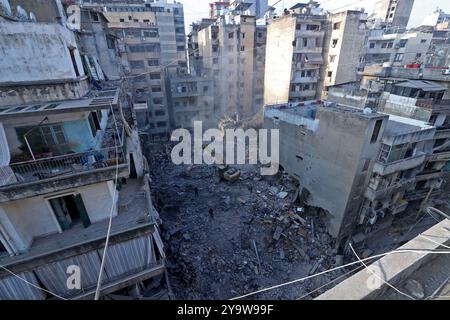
393 80 446 92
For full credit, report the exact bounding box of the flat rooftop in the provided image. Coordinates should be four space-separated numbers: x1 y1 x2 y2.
0 88 120 119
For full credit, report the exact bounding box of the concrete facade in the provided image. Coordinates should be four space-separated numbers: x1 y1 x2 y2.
264 101 388 242
197 14 267 119
264 6 326 105
364 29 433 67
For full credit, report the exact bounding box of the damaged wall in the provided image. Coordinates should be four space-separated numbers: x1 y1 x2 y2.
264 105 389 240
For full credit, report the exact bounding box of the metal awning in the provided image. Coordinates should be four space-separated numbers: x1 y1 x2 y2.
0 88 120 119
394 80 446 92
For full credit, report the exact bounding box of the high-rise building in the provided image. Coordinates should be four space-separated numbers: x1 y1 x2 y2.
371 0 415 29
322 10 368 93
197 14 267 119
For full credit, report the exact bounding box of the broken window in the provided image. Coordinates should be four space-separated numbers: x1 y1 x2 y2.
333 22 341 30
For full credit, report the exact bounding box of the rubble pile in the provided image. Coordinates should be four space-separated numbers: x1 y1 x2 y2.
147 145 351 300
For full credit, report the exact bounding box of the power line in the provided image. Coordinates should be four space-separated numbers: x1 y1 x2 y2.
229 248 450 300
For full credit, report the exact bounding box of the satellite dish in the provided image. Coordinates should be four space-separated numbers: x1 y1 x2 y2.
0 0 11 16
16 5 29 21
29 12 37 22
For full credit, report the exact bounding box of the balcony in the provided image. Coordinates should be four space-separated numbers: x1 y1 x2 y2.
291 75 318 83
373 153 426 176
0 178 164 300
365 179 414 201
289 90 317 99
415 170 443 182
434 128 450 139
427 150 450 162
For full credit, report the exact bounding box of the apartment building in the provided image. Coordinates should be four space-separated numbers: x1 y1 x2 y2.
264 2 327 105
264 101 388 244
197 14 267 119
77 0 187 137
425 21 450 68
0 7 164 299
322 10 367 93
209 1 231 19
364 28 432 67
167 73 216 130
371 0 415 29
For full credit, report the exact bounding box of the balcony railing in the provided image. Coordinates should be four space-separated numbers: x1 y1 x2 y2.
9 146 126 184
373 153 426 176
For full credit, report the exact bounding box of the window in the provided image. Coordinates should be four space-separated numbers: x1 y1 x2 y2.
130 60 145 69
331 39 338 48
150 73 161 80
327 71 333 78
371 119 383 143
421 39 427 43
148 59 159 66
387 42 393 48
242 32 245 38
152 86 162 92
49 194 91 231
38 124 69 155
240 46 245 51
106 35 115 49
333 22 341 30
381 42 388 48
394 53 404 62
88 112 101 136
155 110 165 116
203 86 209 92
143 29 158 37
306 24 320 31
68 48 80 77
228 32 234 39
416 53 422 59
177 46 185 51
399 39 407 48
369 42 375 48
153 98 163 104
91 12 99 22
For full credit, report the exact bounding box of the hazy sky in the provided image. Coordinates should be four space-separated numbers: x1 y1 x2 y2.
179 0 450 32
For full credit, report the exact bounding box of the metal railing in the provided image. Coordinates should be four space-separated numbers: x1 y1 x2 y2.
10 146 126 183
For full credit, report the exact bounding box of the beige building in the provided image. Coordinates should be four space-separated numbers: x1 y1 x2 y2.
78 0 187 136
197 14 267 119
264 2 327 105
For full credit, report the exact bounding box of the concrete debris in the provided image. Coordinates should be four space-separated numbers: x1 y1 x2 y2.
309 257 325 275
148 144 340 299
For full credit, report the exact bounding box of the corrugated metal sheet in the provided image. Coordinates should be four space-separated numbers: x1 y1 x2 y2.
0 272 46 300
101 235 153 281
34 250 101 297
